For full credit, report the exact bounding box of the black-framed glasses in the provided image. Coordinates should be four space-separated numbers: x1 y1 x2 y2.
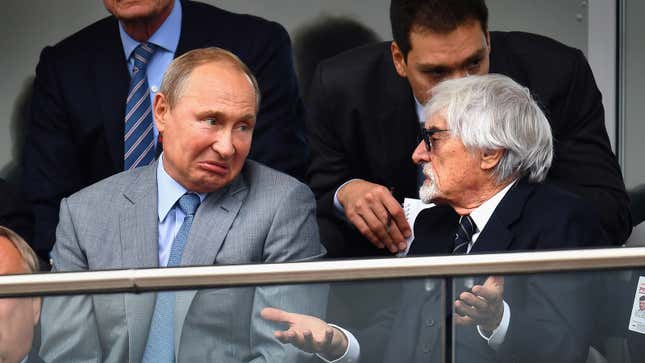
418 127 450 151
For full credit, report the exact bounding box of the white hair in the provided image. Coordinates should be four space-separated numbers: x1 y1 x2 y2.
423 74 553 183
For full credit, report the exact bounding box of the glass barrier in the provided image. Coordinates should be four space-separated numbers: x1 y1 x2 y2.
1 248 645 363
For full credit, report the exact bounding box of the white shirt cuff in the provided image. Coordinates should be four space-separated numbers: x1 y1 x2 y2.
316 324 360 363
477 300 511 350
333 179 362 219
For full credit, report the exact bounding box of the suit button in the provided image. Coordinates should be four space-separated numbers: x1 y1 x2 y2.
423 344 431 353
426 319 435 327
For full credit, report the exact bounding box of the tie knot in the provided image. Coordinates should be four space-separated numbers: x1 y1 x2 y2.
132 42 156 71
458 215 477 240
178 193 200 216
453 215 478 254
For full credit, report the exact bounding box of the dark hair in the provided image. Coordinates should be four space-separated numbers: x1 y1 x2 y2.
641 295 645 301
293 16 380 102
390 0 489 59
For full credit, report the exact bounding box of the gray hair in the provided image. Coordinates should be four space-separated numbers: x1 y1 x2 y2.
423 74 553 183
0 226 39 273
160 47 261 111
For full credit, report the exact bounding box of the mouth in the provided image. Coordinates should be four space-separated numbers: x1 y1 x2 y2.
422 163 435 184
197 161 230 176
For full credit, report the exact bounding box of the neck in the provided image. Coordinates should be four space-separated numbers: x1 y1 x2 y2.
450 178 513 216
120 3 173 42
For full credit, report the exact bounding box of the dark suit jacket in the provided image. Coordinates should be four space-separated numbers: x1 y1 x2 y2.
358 179 604 363
306 32 630 258
23 0 308 260
0 178 33 244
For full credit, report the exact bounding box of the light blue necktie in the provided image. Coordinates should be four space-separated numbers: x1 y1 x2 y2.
142 193 201 363
124 42 156 170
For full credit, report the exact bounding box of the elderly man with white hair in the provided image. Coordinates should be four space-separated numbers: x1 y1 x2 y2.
262 74 603 363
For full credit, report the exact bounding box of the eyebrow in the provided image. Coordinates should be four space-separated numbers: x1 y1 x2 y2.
416 46 488 73
195 110 256 122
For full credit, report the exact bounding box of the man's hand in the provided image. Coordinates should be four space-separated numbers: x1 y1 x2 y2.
260 307 348 361
454 276 505 333
337 179 411 253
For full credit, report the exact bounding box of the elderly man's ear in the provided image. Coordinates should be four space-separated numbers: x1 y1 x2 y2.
480 149 504 171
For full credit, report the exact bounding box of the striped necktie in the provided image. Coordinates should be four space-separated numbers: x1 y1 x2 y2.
142 193 201 363
452 215 477 254
124 42 156 170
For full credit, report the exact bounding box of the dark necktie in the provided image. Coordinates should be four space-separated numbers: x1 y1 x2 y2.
452 215 477 254
124 42 157 170
142 193 201 362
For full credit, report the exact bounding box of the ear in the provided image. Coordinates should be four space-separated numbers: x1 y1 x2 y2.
32 296 41 326
480 148 504 171
390 41 408 78
153 92 170 134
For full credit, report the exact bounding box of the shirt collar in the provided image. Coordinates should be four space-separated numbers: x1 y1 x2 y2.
469 179 518 234
415 97 425 124
157 154 207 222
118 0 182 60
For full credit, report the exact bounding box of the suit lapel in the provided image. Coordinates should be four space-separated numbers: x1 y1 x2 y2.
174 170 249 345
180 173 248 266
120 163 159 362
92 17 130 171
175 0 213 57
470 179 535 253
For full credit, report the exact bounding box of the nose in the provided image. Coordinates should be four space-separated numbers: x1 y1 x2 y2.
412 140 429 165
446 69 470 81
211 129 235 159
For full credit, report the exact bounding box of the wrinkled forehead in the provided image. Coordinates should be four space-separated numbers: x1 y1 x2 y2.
185 61 259 109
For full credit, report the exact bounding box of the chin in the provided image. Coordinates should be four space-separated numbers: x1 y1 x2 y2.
419 182 438 204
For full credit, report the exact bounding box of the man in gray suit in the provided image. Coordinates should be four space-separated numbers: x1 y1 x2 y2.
39 48 326 362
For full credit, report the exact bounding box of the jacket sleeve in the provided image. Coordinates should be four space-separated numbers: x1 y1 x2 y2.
245 21 309 181
547 49 631 244
39 198 102 363
23 46 84 261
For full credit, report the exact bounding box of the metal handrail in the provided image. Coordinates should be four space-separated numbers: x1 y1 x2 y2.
1 247 644 297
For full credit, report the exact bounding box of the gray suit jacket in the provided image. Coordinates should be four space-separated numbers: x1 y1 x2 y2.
40 160 326 362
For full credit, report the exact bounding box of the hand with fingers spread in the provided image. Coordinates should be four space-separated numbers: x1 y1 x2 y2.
337 179 411 253
260 307 348 361
454 276 505 333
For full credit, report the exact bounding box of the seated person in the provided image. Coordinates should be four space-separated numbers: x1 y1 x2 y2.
308 0 629 259
24 0 308 264
0 226 42 363
38 48 325 363
263 74 603 363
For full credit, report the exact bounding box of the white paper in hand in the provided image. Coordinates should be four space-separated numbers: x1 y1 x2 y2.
397 198 435 257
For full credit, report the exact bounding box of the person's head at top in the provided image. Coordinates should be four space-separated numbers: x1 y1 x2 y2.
153 47 260 193
412 74 553 215
390 0 490 104
103 0 175 41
